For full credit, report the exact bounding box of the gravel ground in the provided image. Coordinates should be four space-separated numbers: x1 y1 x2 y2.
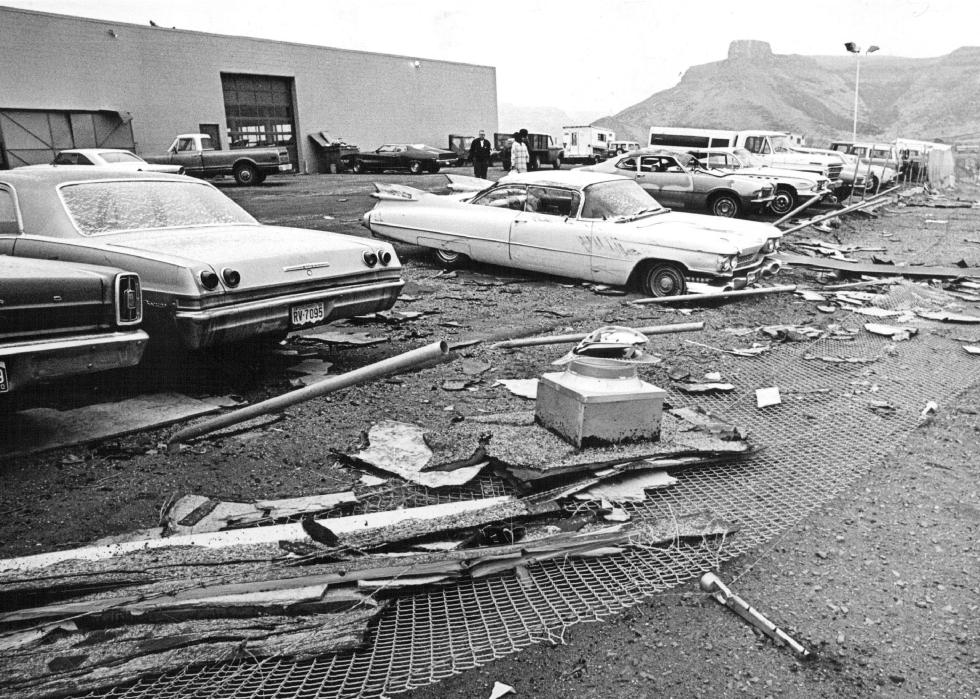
1 169 977 698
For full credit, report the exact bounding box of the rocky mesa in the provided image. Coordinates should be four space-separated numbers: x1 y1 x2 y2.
596 40 980 146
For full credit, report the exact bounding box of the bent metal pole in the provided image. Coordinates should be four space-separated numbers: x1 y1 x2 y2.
780 186 899 235
167 340 449 450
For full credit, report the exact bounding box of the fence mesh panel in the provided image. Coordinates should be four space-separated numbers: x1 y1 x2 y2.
77 289 979 699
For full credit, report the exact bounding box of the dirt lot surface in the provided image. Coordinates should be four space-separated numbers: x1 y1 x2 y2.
1 168 977 698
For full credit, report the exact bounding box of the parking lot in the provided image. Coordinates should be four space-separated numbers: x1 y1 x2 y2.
1 170 978 699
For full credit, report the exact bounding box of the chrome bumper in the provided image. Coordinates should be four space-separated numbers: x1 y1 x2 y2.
0 330 148 393
171 279 405 349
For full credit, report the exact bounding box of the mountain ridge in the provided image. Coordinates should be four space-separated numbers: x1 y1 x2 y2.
593 41 980 147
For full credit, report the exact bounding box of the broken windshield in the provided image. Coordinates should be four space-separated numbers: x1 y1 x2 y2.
60 180 256 236
580 180 665 220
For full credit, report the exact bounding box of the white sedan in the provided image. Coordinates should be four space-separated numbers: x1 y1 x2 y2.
362 171 782 297
49 148 184 175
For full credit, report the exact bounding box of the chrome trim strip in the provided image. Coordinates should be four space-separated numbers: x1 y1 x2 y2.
283 261 333 272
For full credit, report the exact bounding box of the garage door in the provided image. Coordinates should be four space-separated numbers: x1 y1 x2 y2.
221 74 297 170
0 110 135 168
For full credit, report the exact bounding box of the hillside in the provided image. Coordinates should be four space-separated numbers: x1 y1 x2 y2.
594 40 980 147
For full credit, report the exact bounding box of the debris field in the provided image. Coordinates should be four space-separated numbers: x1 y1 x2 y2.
1 176 978 699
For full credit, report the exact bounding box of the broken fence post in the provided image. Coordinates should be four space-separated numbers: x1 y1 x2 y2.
489 322 704 349
632 285 796 306
780 187 899 235
167 341 449 449
700 573 811 659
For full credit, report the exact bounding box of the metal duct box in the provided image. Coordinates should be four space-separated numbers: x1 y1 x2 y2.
535 358 666 447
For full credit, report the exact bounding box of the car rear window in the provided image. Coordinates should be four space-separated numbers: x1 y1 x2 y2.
99 151 142 163
60 180 256 235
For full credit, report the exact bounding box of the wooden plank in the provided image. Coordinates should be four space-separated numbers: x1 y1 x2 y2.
0 393 223 461
165 491 358 535
0 496 515 574
0 605 386 699
779 253 977 280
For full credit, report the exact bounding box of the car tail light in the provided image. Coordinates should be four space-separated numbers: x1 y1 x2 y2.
378 249 392 266
363 251 378 267
200 270 220 290
115 273 142 326
222 268 241 287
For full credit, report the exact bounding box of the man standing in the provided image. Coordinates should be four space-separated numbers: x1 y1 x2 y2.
469 130 492 179
510 131 530 174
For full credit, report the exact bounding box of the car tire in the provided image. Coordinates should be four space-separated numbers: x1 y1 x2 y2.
233 163 259 186
867 174 879 193
770 188 796 216
834 184 852 201
434 248 469 269
552 156 562 170
408 160 423 175
709 193 740 218
352 160 364 174
639 261 686 297
428 164 441 174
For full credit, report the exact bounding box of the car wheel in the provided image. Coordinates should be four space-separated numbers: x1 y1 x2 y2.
639 261 686 297
770 189 796 216
233 162 259 186
352 160 364 174
408 160 423 175
867 174 879 193
428 164 441 174
434 248 469 269
709 193 740 218
834 184 852 201
552 156 562 170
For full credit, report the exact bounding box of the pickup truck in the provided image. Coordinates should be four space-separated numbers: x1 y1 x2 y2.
143 134 292 186
494 132 564 170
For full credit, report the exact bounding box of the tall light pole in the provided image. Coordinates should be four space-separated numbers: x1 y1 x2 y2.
845 43 879 143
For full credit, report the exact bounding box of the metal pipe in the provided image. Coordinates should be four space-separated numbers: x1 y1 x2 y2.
631 285 796 306
490 322 704 349
780 187 899 235
772 194 822 227
700 573 811 659
167 340 450 449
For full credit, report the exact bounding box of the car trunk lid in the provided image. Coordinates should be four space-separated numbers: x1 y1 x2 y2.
104 225 396 290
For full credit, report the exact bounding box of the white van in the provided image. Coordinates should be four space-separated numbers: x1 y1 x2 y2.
608 140 641 155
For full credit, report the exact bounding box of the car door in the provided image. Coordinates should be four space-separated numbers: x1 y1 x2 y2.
170 137 206 175
639 156 693 208
508 185 591 280
412 185 526 266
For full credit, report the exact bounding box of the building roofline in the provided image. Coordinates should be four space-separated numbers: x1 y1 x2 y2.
0 4 496 71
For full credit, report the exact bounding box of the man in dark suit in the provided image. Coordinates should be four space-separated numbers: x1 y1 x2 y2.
469 130 493 179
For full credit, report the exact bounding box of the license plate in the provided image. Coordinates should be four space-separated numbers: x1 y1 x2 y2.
291 301 325 326
278 164 292 172
0 361 8 393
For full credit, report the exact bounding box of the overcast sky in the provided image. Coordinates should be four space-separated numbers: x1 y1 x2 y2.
5 0 977 117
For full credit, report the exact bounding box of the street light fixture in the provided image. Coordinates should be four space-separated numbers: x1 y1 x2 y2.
845 43 879 143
